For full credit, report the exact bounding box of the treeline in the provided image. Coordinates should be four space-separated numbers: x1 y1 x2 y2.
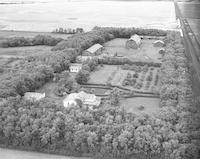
0 35 63 48
52 27 84 34
0 48 78 98
52 26 167 51
0 31 199 159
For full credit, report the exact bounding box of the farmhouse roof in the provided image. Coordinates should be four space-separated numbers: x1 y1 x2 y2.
24 92 45 101
86 43 103 54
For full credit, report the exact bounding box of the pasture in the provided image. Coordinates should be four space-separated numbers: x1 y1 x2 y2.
103 38 163 62
120 97 160 115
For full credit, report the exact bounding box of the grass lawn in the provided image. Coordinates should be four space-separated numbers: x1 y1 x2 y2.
88 65 119 84
103 38 163 62
120 97 160 115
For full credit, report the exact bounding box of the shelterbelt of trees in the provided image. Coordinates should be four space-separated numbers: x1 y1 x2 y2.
0 35 63 48
0 27 199 159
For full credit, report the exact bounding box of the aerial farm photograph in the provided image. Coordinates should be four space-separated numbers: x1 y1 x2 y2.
0 0 200 158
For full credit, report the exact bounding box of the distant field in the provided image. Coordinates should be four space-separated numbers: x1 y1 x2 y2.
0 148 89 159
0 30 72 40
0 45 53 57
103 38 163 62
120 97 160 115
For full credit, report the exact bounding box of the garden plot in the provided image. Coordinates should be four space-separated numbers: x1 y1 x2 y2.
120 97 160 115
88 65 119 84
103 38 163 62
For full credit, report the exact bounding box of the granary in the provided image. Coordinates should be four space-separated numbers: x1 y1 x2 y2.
153 40 165 47
24 92 45 101
76 55 92 63
158 48 165 57
126 34 142 49
69 63 82 73
82 43 103 56
63 91 101 109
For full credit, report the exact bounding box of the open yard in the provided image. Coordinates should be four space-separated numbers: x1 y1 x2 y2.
88 65 119 85
120 97 160 115
103 38 163 62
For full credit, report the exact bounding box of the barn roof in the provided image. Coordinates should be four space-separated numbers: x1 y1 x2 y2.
85 43 103 54
128 34 141 44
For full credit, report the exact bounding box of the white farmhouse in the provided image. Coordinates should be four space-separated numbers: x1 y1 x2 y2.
63 91 101 109
126 34 141 49
24 92 45 101
69 63 82 73
83 44 103 56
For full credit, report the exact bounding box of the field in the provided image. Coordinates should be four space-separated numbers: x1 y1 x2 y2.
0 148 89 159
0 45 53 57
120 97 160 115
103 38 163 62
0 30 72 40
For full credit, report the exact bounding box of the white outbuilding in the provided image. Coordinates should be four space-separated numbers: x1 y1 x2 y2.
83 43 103 56
126 34 142 49
69 63 82 73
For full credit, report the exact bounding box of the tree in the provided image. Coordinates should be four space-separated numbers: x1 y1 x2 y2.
75 70 90 84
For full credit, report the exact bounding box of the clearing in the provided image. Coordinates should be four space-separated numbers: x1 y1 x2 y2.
120 97 160 115
103 38 163 62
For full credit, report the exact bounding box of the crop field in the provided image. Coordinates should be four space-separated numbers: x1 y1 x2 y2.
103 38 163 62
120 97 160 115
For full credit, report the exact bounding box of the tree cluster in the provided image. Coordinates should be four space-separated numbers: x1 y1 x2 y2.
0 35 63 48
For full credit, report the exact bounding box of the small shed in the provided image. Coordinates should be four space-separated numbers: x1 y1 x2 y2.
24 92 45 101
83 44 103 56
153 40 165 47
69 63 82 73
126 34 141 49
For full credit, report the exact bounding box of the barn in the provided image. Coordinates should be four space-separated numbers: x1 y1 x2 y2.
153 40 165 47
82 43 103 56
24 92 45 101
126 34 141 49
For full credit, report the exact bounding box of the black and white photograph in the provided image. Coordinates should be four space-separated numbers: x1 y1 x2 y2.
0 0 200 158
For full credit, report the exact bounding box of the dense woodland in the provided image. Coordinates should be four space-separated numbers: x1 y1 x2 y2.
0 27 199 159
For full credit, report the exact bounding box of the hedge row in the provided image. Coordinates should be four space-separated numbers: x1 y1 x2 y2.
0 35 63 48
